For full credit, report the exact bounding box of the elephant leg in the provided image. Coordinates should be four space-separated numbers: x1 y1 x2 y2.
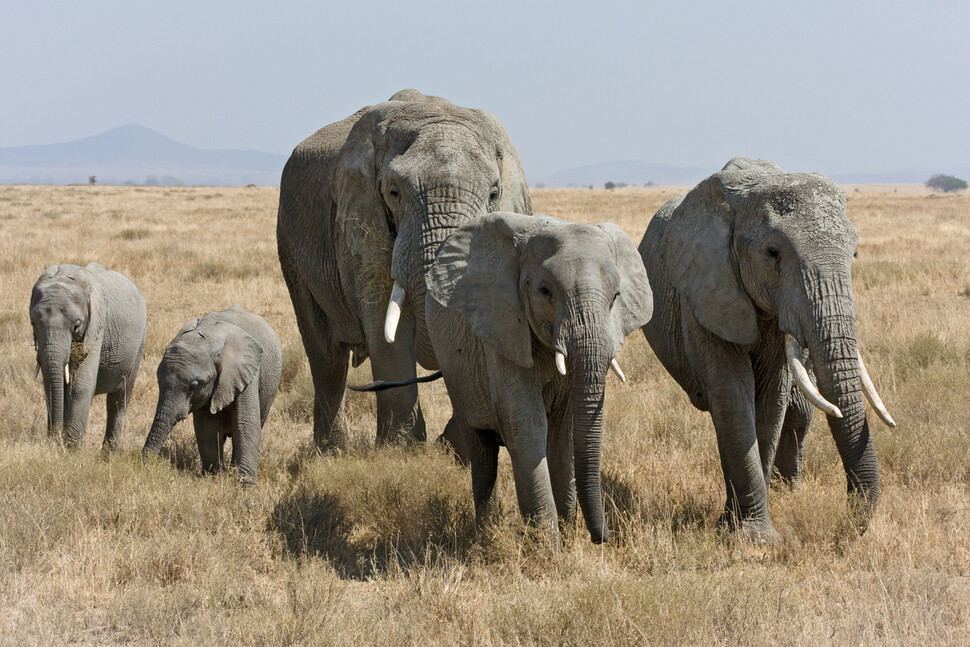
546 394 576 525
362 317 426 445
753 346 791 486
285 275 350 451
63 362 98 448
773 385 814 487
468 426 501 527
193 410 224 474
102 376 134 452
687 327 773 537
437 416 470 466
229 382 262 486
489 358 558 544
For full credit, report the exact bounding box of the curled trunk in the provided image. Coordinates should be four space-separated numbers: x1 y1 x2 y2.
143 401 183 454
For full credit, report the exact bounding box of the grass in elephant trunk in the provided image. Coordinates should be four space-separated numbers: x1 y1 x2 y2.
0 185 969 645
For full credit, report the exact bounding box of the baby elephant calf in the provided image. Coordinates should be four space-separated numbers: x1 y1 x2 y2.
143 305 282 485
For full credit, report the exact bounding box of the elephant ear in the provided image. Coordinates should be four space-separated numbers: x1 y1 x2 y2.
70 267 103 344
427 212 544 368
664 172 758 345
210 323 263 414
481 110 533 216
333 108 394 269
595 223 653 355
176 317 201 337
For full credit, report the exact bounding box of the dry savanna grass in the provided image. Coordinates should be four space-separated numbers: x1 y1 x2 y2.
1 184 969 645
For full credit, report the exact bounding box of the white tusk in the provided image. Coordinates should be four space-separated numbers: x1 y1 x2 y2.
64 363 70 386
383 281 405 344
34 363 40 380
609 358 626 383
858 351 896 428
555 351 567 376
786 334 842 419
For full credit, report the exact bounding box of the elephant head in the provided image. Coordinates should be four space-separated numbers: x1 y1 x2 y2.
143 318 263 454
664 168 891 524
334 91 532 360
428 212 653 542
29 264 102 438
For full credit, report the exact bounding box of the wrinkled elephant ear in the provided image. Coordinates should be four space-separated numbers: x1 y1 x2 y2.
37 264 62 281
427 212 542 368
664 172 759 345
333 109 394 269
70 267 102 343
721 157 785 173
176 317 201 337
210 323 263 414
479 110 533 216
595 223 653 356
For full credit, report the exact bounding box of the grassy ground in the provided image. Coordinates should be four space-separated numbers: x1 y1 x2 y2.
0 184 968 645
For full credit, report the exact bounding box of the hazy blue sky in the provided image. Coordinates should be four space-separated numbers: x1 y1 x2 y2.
2 0 967 178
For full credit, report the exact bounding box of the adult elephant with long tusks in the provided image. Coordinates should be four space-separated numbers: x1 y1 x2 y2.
423 213 652 546
29 263 147 450
143 305 282 485
639 157 895 539
277 89 531 451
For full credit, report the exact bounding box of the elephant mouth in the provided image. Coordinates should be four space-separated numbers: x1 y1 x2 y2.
784 333 895 428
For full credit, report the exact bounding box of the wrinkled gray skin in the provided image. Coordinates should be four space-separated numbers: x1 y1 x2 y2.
426 213 652 545
639 157 879 538
277 90 532 451
29 263 146 450
143 305 282 485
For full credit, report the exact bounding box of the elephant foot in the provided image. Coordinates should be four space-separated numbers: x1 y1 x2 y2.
717 507 778 544
377 414 427 447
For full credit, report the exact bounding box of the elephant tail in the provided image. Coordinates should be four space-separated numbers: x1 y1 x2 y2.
347 371 443 392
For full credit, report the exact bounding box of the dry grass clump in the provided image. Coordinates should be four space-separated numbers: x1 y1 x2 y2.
1 184 970 645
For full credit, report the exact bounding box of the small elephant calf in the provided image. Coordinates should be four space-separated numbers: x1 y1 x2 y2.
30 263 147 450
143 305 282 485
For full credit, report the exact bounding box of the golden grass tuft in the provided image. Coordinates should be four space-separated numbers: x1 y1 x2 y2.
1 184 969 645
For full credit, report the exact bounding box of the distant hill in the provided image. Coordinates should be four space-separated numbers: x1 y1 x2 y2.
536 160 716 188
538 160 970 188
0 125 287 186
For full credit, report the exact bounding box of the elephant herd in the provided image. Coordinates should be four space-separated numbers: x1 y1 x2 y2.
28 89 896 547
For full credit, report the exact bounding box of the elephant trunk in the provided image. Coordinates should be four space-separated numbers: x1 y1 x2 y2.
806 303 879 531
143 397 185 455
391 188 485 363
568 330 612 544
38 334 70 438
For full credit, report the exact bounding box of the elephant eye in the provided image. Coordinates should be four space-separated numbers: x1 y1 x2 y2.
765 243 780 260
188 379 199 392
537 284 552 300
489 184 500 203
388 185 400 199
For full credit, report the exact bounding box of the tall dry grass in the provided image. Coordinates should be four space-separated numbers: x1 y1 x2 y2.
0 184 969 645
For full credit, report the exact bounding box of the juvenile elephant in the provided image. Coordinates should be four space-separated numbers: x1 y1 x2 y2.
277 89 531 451
29 263 146 450
639 158 895 538
424 212 652 545
143 305 282 485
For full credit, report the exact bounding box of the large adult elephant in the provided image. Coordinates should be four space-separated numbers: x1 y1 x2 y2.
423 213 652 545
639 158 895 539
29 263 147 450
277 89 532 450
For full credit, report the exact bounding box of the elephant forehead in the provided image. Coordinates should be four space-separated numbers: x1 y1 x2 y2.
31 282 83 311
164 341 209 364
